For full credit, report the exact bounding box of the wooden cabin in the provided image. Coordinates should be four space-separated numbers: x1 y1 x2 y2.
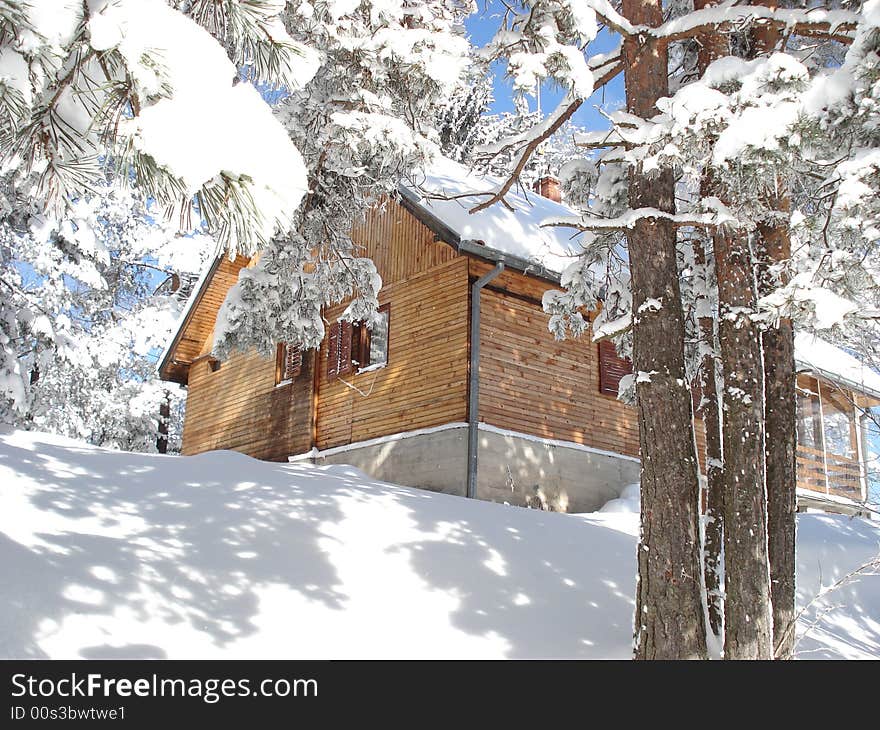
159 158 879 514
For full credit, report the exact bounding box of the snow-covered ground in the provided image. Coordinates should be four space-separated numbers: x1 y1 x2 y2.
0 428 878 659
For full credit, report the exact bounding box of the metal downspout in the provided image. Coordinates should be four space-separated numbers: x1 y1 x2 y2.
467 263 504 499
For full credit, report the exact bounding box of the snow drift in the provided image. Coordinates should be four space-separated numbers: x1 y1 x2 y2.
0 428 877 659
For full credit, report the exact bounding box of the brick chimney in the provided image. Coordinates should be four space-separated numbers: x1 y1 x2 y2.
533 175 562 203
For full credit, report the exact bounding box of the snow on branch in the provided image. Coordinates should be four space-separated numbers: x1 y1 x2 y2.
475 93 582 160
573 128 626 149
474 49 621 161
583 0 638 37
646 1 859 45
468 57 623 215
592 312 632 342
542 204 739 232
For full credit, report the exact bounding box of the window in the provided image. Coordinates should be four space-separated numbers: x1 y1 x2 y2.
275 342 302 385
597 339 632 396
822 389 856 458
326 304 390 381
354 304 390 371
796 387 822 450
824 410 853 457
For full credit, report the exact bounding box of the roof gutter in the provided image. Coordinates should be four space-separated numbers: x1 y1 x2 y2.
467 262 504 499
457 239 560 285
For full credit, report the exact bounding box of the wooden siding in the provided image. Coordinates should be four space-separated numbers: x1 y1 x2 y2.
469 258 558 301
316 257 469 450
351 199 457 286
161 254 250 383
477 285 640 457
181 348 314 461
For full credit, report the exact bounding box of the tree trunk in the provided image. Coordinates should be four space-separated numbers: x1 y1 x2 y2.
157 392 170 454
752 1 798 660
715 224 773 659
624 0 707 660
694 234 724 639
756 181 797 662
761 286 796 659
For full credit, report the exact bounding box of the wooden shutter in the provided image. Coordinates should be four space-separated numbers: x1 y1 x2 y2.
338 320 353 376
283 343 302 380
276 342 302 384
327 321 354 381
327 322 341 381
598 340 632 396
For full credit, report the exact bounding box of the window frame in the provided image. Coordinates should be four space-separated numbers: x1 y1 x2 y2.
353 303 390 374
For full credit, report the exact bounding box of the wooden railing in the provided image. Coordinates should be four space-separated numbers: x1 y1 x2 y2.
796 444 862 500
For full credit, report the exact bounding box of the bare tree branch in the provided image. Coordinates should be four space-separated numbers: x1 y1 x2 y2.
468 60 624 215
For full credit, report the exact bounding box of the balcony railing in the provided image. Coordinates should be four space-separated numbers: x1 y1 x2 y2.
796 444 863 500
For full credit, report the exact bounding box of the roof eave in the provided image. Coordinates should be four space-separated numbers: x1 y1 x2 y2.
157 256 222 384
397 185 562 285
796 361 880 403
457 239 561 285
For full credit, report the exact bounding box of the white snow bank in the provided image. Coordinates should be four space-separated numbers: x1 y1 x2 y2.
597 483 641 514
404 157 591 274
0 428 877 659
592 484 880 659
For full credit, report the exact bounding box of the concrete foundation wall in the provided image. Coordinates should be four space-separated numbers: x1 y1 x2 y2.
309 426 468 497
302 424 639 513
475 428 640 513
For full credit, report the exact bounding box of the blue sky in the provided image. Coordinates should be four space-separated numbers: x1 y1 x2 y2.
463 2 624 133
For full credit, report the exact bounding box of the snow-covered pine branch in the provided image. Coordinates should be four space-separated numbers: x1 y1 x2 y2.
1 0 315 253
541 202 738 232
211 1 472 360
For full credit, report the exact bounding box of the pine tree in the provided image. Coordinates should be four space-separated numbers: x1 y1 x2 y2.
622 0 707 660
437 63 494 162
477 0 869 659
750 0 797 661
0 181 211 451
211 1 472 359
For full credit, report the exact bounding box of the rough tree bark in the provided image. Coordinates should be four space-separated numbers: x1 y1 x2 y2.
759 222 797 659
694 6 729 641
625 0 708 660
715 221 773 659
752 1 797 660
694 234 724 639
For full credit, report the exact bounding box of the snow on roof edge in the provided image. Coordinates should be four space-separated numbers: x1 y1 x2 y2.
400 155 590 276
794 332 880 400
157 256 221 379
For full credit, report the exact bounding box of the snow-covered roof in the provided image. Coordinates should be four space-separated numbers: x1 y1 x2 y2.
401 156 589 276
795 332 880 400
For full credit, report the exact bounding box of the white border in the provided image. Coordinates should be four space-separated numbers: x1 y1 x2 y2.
288 421 639 464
